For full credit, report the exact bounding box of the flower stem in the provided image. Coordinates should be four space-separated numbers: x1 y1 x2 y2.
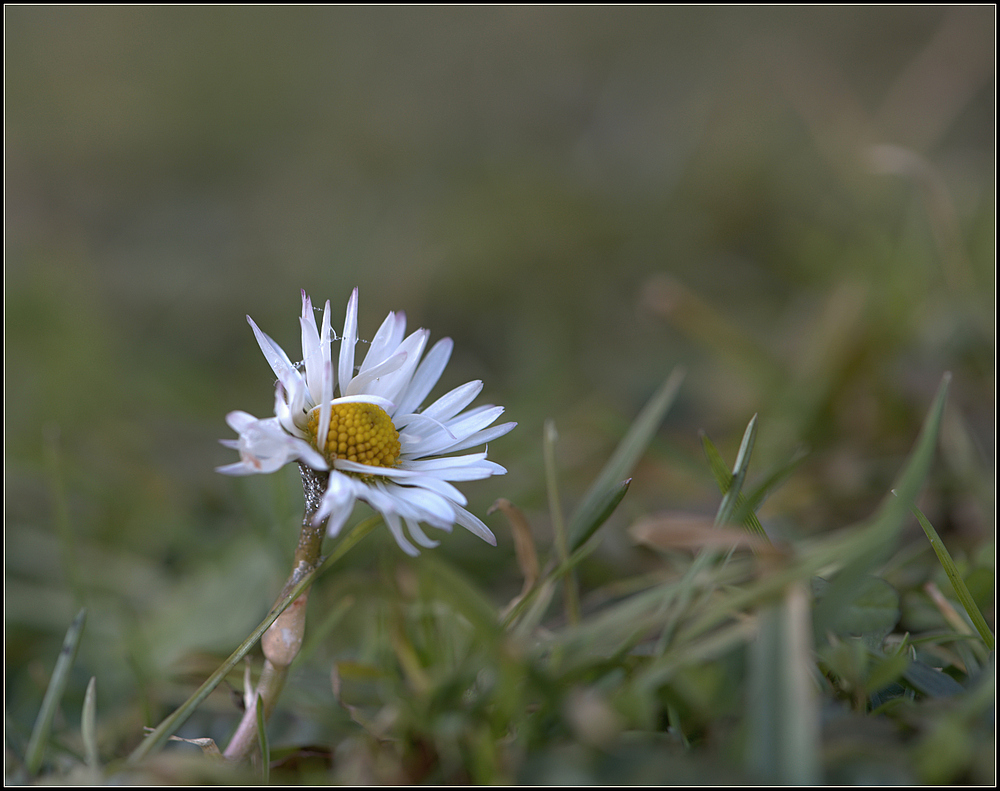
223 465 329 761
127 509 380 765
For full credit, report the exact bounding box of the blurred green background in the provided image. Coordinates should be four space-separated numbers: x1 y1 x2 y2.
5 6 993 777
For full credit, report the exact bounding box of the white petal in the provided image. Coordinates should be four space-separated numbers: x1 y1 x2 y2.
328 393 397 412
333 458 409 478
299 291 326 405
404 518 440 548
400 451 487 469
389 485 455 528
404 461 503 482
444 406 507 438
216 461 258 476
382 511 419 556
351 329 429 403
453 506 497 546
277 376 312 434
404 475 468 506
225 410 259 433
344 351 408 396
334 462 468 505
398 452 505 480
413 406 507 456
392 337 453 418
300 314 324 406
361 311 407 373
315 360 333 458
274 383 302 436
316 472 357 537
433 422 517 455
320 300 333 365
227 416 327 474
248 315 301 395
394 411 456 441
420 380 484 423
338 288 359 397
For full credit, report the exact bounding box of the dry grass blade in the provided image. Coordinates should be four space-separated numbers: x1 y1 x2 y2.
629 513 773 554
491 498 540 617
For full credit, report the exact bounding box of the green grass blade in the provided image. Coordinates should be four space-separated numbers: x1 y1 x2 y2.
502 538 603 632
813 373 951 637
701 430 732 491
741 444 808 517
912 504 994 650
715 414 757 526
256 692 270 783
544 419 579 625
25 608 87 776
569 477 631 553
870 372 951 547
81 676 99 770
567 367 684 550
544 419 569 563
127 515 380 764
746 583 820 785
700 431 770 541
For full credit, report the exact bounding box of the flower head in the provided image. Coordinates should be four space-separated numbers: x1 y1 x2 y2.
218 289 515 555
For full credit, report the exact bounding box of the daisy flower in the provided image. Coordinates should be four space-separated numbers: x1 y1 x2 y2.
218 289 515 556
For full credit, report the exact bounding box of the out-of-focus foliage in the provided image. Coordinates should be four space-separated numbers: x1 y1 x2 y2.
6 7 993 785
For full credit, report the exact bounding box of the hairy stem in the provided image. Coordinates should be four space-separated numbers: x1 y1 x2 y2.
223 464 329 762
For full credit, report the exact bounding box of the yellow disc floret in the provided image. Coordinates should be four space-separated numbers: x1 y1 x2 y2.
306 402 401 471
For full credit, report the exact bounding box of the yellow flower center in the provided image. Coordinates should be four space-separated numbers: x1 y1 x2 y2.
306 402 401 470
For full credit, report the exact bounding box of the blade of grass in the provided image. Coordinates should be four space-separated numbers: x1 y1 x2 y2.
700 431 770 541
127 515 380 764
677 375 953 650
715 414 758 526
25 608 87 776
491 498 540 615
501 478 630 633
297 595 355 665
567 366 684 550
740 444 808 521
911 504 994 650
502 537 603 633
570 478 631 553
813 373 951 635
746 583 820 784
255 693 269 783
81 676 99 771
544 419 579 625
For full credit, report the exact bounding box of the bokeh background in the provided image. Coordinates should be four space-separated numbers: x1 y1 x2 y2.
5 5 994 778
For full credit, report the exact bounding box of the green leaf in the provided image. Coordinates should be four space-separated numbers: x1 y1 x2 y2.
902 660 965 697
864 649 912 695
812 575 900 646
25 608 87 776
912 504 994 650
567 367 684 550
